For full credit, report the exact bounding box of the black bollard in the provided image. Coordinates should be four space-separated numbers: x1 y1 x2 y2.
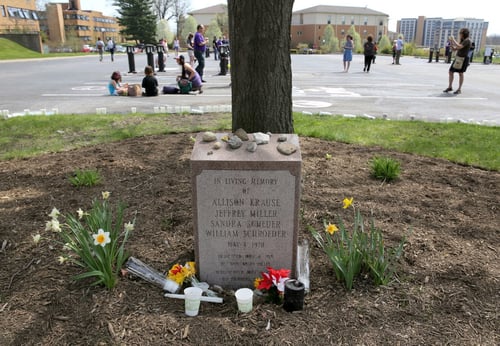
126 45 136 73
435 49 440 62
145 44 155 69
157 44 165 72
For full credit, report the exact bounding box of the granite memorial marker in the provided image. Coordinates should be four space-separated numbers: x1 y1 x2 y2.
191 132 302 289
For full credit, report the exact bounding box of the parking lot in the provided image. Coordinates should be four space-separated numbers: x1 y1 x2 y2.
0 52 498 125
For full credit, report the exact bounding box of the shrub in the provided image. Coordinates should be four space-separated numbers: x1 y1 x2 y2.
370 156 401 182
69 169 101 187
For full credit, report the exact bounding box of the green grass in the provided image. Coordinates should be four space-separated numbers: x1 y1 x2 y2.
294 114 499 171
0 38 43 59
0 38 90 60
0 112 498 171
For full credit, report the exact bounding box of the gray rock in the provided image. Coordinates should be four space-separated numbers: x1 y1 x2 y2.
227 135 243 149
202 131 217 142
246 142 258 152
277 142 297 155
234 128 249 141
253 132 270 145
278 135 288 142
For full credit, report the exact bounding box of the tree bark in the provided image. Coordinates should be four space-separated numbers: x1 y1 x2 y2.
228 0 294 133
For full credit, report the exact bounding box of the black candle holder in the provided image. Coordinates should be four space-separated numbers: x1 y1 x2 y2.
283 279 305 312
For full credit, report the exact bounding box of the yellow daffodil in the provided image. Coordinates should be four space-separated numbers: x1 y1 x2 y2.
102 191 110 200
49 207 60 220
32 234 41 245
58 256 67 264
325 153 332 160
92 228 111 247
326 223 339 235
343 197 353 209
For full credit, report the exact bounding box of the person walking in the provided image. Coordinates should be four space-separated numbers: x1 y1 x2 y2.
443 28 471 95
392 40 397 64
186 33 195 66
193 25 209 82
342 35 353 72
173 37 180 57
363 35 375 73
96 37 105 62
395 36 404 65
107 38 115 62
213 36 219 61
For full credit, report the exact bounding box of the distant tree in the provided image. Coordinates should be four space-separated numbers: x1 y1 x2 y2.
214 7 229 35
228 0 294 133
180 16 197 45
152 0 174 20
206 18 222 43
320 25 339 53
348 26 362 53
377 35 392 54
114 0 157 44
157 19 174 45
169 0 189 37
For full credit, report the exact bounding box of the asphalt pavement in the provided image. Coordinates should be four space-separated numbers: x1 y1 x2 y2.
0 52 498 125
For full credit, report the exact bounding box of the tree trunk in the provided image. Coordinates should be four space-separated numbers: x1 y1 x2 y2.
228 0 294 133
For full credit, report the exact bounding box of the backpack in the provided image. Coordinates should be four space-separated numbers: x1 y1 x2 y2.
178 79 192 94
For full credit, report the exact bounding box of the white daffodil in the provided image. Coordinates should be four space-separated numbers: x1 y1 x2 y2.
102 191 110 200
49 207 60 220
50 219 61 232
45 220 53 231
93 228 111 247
32 234 41 245
77 208 84 220
58 256 67 264
124 221 134 232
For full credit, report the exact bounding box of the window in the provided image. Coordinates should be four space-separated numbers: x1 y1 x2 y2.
341 16 345 25
364 17 368 25
351 16 354 25
1 5 5 17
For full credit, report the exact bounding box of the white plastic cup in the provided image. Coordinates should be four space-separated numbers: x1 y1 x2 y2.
184 287 203 316
131 107 137 114
235 288 253 313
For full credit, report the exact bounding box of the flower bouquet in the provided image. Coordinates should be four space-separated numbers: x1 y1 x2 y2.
254 267 291 304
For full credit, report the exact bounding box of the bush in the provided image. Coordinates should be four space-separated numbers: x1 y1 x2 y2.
370 156 401 182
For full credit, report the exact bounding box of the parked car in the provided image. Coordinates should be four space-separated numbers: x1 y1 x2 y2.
82 44 91 53
115 45 126 53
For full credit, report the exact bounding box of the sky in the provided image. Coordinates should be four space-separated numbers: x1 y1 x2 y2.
77 0 499 35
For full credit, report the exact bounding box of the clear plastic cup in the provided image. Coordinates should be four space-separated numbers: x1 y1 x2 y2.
235 288 253 313
184 287 203 316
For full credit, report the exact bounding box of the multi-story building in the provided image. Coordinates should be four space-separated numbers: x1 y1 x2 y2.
189 4 389 50
40 0 122 45
291 6 389 49
0 0 39 33
398 16 488 52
